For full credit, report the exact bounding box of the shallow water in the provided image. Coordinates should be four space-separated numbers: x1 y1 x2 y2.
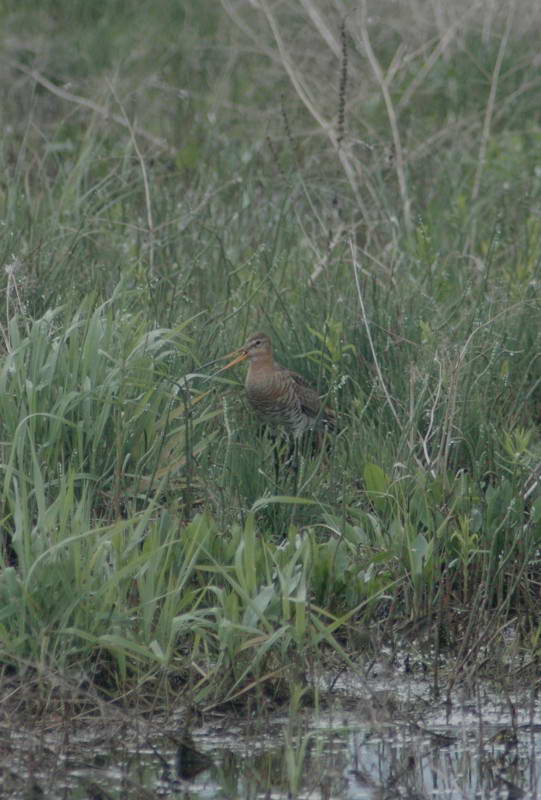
2 672 540 799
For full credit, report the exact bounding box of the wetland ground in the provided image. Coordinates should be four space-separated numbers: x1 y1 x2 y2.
1 1 541 796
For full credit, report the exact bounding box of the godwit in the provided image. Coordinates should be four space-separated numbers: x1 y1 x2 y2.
221 332 335 440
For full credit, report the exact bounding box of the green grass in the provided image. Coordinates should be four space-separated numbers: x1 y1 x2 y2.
1 0 541 708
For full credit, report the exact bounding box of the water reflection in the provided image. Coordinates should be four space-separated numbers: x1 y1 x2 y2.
159 717 540 799
3 686 541 799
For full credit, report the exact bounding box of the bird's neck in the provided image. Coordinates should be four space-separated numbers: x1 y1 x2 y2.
246 352 275 381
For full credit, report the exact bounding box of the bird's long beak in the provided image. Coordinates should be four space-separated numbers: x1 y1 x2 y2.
218 348 248 372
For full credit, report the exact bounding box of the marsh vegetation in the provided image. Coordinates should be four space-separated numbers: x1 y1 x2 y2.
1 0 540 746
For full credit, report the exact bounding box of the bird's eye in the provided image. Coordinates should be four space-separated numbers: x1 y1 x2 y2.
254 339 261 346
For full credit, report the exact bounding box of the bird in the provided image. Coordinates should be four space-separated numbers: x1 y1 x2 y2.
221 332 335 442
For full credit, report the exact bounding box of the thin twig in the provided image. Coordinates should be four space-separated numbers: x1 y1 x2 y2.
350 239 400 425
468 3 515 250
298 0 341 57
358 3 411 232
437 299 526 473
337 19 348 148
7 59 176 156
397 3 481 114
108 80 155 275
258 0 371 222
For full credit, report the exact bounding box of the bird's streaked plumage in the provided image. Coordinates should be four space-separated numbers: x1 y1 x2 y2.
222 332 335 438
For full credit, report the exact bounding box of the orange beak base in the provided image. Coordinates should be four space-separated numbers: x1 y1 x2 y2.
218 349 248 372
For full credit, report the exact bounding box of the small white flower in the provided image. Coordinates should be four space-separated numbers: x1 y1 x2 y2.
4 257 22 276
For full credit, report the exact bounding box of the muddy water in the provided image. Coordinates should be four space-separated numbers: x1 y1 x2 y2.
2 673 540 798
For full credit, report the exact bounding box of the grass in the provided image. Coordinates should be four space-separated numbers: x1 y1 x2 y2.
1 0 541 711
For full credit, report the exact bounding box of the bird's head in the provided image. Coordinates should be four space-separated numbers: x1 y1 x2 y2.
220 332 272 370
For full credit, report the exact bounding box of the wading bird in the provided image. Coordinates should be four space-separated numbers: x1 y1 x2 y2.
221 332 335 448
